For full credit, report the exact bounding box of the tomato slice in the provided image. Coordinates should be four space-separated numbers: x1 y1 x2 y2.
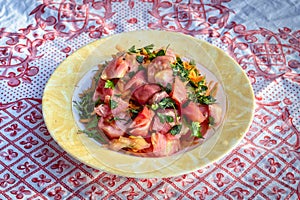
151 132 181 157
129 106 155 137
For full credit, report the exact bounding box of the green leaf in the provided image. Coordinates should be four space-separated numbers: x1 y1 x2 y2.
191 121 203 138
128 45 137 53
129 108 139 114
158 98 176 109
140 44 154 54
199 95 216 105
157 113 166 123
136 55 144 63
199 85 208 92
209 116 215 126
86 117 99 129
138 65 144 71
155 49 166 57
165 115 174 123
104 80 115 89
171 61 189 82
187 83 216 105
149 53 156 61
165 83 172 94
109 116 127 122
128 108 140 120
79 129 97 136
170 125 182 135
176 56 183 64
151 103 159 111
128 71 135 78
189 59 196 66
157 113 174 123
109 99 118 109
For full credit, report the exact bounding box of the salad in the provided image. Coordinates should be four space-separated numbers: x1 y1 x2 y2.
74 44 222 157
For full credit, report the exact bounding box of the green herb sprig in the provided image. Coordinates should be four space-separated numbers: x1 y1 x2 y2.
170 125 182 135
104 80 115 89
191 121 203 138
157 113 174 123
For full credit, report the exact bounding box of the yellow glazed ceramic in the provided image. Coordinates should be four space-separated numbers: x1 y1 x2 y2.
42 30 255 178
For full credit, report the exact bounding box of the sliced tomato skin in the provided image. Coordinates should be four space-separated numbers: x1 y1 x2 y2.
148 91 169 105
170 76 187 104
101 55 130 80
181 101 207 123
151 108 176 134
151 132 181 157
132 84 161 105
154 69 174 88
93 78 113 102
129 106 155 137
124 70 147 91
209 104 222 126
98 117 124 139
147 53 176 83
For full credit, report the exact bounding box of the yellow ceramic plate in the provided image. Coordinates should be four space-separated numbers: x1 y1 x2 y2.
42 30 255 178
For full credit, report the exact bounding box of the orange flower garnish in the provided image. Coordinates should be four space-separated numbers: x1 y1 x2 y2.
188 70 204 84
183 62 194 70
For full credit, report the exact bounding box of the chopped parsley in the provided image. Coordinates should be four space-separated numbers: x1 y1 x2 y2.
170 57 216 105
157 113 174 123
151 104 159 111
104 80 115 89
108 116 127 122
170 57 189 82
139 44 154 54
109 99 118 109
198 95 216 105
151 98 176 110
128 45 138 53
165 83 172 94
136 55 144 63
151 98 178 123
158 98 176 109
155 49 166 57
128 44 170 61
209 116 215 126
128 71 135 78
191 121 203 138
170 125 182 135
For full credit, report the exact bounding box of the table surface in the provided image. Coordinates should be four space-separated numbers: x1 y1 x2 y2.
0 0 299 199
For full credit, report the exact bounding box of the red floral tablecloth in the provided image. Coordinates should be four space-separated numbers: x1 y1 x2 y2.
1 0 299 199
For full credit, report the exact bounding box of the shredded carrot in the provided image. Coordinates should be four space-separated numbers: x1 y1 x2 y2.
210 82 219 97
205 81 218 97
79 118 91 123
115 45 124 52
